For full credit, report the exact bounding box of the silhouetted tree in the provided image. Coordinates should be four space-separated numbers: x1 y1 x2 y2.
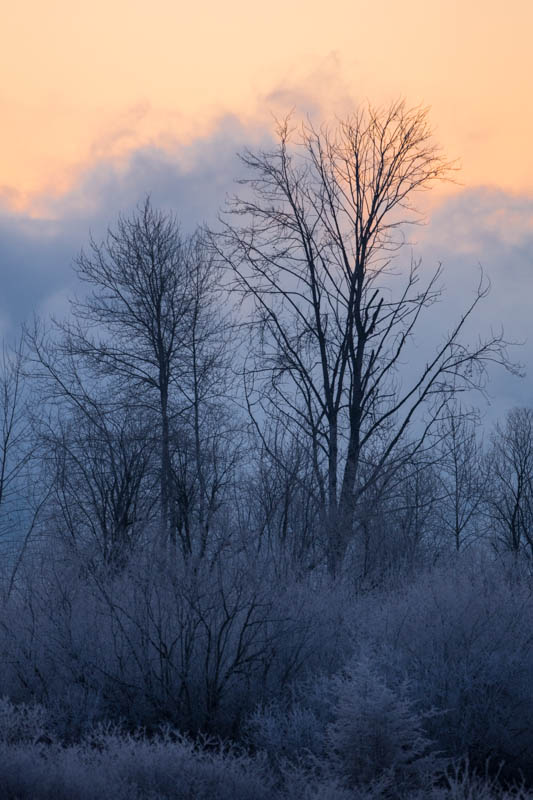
66 199 194 543
28 199 234 557
214 101 514 574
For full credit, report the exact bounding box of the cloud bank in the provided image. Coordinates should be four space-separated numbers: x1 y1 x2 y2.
1 119 532 421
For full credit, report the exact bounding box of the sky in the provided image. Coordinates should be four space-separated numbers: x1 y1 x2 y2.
1 0 533 420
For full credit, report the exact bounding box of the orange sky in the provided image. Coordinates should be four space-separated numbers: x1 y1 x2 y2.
2 0 533 211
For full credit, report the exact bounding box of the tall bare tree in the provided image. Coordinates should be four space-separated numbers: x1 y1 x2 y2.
214 101 514 574
28 198 234 556
65 198 193 541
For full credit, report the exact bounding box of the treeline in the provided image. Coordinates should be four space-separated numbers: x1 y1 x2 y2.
0 101 532 798
4 315 533 583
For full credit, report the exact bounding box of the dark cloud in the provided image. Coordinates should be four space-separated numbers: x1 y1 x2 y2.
0 115 270 334
45 114 262 228
0 212 79 335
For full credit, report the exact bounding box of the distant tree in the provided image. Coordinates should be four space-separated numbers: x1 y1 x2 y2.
41 402 158 565
0 334 51 595
485 407 533 558
341 447 441 585
0 336 31 517
167 235 238 557
241 424 323 574
435 406 484 552
214 101 514 575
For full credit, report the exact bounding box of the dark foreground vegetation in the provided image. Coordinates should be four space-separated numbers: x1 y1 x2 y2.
1 102 533 798
1 555 533 798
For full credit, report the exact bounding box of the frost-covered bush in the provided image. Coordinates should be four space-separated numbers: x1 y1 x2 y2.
326 658 442 791
1 729 532 800
433 759 533 800
244 693 329 765
356 556 533 782
0 697 48 745
247 556 533 791
0 548 354 740
3 537 533 793
0 729 278 800
246 658 443 794
0 725 368 800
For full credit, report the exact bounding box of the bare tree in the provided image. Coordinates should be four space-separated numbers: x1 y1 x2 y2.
214 101 514 574
64 198 194 542
27 199 234 557
42 404 158 565
485 407 533 558
241 424 323 574
168 235 239 557
0 334 53 595
22 318 158 565
0 336 31 517
435 405 484 552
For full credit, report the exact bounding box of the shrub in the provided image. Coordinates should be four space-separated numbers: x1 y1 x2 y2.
326 658 442 791
356 557 533 783
244 695 328 766
0 729 277 800
0 548 354 740
0 697 48 744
